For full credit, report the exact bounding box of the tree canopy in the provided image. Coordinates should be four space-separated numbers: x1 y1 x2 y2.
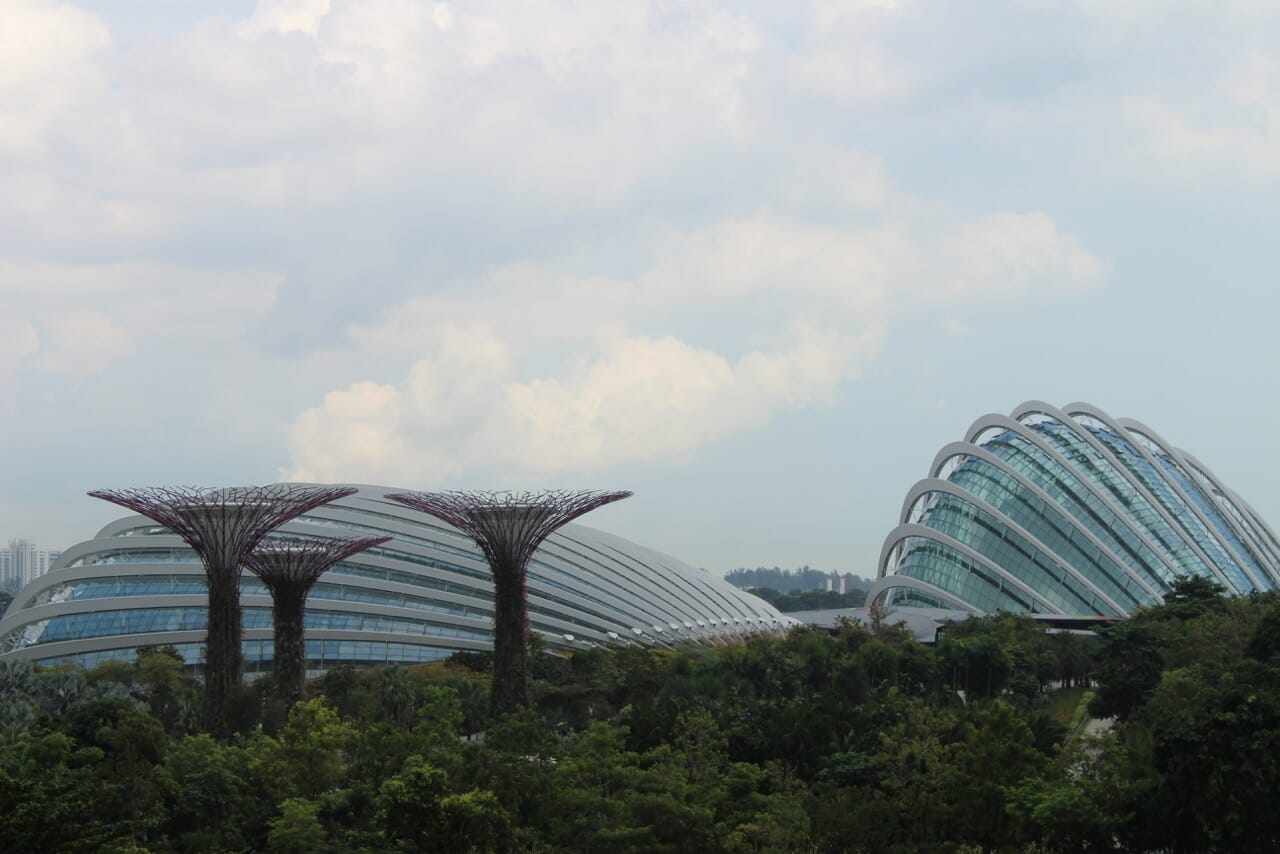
2 589 1279 851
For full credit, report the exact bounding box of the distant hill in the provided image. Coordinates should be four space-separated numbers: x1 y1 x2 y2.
746 587 866 612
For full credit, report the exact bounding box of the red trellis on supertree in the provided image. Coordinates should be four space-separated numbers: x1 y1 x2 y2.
244 535 390 706
386 489 632 715
87 484 357 733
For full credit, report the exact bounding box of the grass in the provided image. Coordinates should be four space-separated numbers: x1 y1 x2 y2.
1044 685 1087 721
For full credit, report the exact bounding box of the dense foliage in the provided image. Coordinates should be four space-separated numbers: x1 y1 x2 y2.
2 581 1279 852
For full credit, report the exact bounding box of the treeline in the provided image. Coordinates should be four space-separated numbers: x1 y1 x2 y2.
748 587 866 611
2 578 1279 851
724 566 870 593
0 613 1088 852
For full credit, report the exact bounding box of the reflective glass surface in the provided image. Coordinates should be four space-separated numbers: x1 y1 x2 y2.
906 492 1120 616
9 605 495 649
939 456 1153 610
35 639 452 671
889 535 1048 614
1074 415 1257 593
1019 415 1217 583
974 428 1177 590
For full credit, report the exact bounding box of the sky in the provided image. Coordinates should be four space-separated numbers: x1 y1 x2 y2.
3 0 1280 578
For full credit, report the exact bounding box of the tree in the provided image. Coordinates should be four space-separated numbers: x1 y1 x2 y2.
1247 602 1280 663
376 755 512 852
254 698 353 801
267 797 332 854
0 735 124 852
161 734 261 852
1088 621 1164 720
1159 574 1227 619
1135 660 1280 851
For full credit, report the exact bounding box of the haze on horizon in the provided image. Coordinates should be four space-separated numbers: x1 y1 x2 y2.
3 0 1279 577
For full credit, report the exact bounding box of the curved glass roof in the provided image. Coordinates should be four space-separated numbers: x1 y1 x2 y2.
873 402 1280 616
0 485 792 672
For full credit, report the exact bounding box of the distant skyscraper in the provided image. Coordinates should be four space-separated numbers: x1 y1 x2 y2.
0 540 60 593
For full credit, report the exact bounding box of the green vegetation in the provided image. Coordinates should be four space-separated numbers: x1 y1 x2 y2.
748 587 866 611
2 582 1280 851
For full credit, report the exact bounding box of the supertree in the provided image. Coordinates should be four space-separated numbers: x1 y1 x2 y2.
386 489 631 715
244 535 390 706
87 484 357 732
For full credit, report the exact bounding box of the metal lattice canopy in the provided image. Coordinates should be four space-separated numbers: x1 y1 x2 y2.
244 535 391 591
384 489 633 572
86 484 360 573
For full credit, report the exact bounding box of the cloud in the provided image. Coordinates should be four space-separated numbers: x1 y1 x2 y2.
32 312 134 375
0 260 281 381
2 0 1183 513
1117 51 1280 183
0 0 111 158
284 323 885 484
790 0 917 104
281 204 1101 484
0 317 39 379
936 212 1104 299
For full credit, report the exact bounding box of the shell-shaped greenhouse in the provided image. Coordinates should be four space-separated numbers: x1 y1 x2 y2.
869 401 1280 616
0 486 791 671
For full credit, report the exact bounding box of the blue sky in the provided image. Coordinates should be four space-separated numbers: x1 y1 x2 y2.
3 0 1280 577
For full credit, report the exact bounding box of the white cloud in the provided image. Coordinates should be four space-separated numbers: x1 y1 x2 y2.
0 0 1170 513
791 0 916 104
0 260 281 379
935 212 1104 299
281 203 1101 484
1116 51 1280 182
284 323 885 484
0 317 39 379
241 0 332 37
284 380 408 482
32 312 133 375
0 0 111 158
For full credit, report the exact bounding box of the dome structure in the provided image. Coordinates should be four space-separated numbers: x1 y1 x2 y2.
0 485 791 672
870 401 1280 616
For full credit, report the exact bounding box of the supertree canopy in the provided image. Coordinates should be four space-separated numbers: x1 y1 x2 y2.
87 485 358 732
386 489 632 714
244 535 390 705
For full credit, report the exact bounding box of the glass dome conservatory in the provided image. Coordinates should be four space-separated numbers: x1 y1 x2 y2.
870 401 1280 616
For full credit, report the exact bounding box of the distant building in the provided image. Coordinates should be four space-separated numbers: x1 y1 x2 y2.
0 540 61 594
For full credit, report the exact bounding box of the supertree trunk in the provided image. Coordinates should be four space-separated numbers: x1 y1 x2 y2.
87 485 359 737
490 560 532 714
270 584 308 707
203 571 244 725
385 489 631 718
245 535 389 708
